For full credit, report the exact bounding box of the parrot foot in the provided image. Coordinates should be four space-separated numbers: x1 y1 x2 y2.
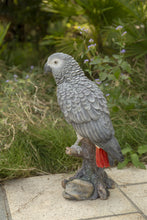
66 145 82 156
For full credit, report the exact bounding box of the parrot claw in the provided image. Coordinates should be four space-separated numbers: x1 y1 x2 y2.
66 145 82 155
66 147 71 155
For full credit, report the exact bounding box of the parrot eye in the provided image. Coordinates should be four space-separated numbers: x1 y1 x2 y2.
54 60 58 64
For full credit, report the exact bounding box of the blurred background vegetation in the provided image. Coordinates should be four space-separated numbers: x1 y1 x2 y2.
0 0 147 181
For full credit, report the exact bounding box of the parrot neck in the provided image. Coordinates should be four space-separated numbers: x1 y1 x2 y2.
65 69 85 83
66 64 85 79
55 75 65 85
56 65 85 85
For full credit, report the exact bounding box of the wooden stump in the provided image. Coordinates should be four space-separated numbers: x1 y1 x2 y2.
62 138 115 200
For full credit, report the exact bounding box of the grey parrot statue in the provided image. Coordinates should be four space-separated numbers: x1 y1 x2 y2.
44 52 124 167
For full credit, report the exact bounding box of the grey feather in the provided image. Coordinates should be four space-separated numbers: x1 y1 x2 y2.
45 52 124 164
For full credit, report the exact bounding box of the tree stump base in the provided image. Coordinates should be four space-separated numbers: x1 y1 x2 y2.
61 138 115 200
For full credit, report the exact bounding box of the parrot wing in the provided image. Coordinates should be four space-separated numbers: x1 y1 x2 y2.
57 78 114 142
57 78 109 123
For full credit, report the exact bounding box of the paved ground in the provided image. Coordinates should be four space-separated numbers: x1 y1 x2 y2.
0 166 147 220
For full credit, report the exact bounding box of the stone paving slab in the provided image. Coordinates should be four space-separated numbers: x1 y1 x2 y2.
3 176 136 220
106 166 147 185
121 184 147 215
2 166 147 220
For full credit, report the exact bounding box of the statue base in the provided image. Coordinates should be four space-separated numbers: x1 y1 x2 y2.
61 138 115 200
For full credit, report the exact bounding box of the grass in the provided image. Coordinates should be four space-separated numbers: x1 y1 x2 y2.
0 121 80 181
0 61 146 181
0 64 82 181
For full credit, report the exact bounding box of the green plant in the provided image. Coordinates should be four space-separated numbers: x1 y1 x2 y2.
105 1 147 73
3 42 41 67
0 22 10 56
120 0 147 57
78 26 147 169
41 0 130 57
118 144 147 169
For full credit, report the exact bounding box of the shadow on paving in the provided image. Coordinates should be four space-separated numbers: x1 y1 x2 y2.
0 184 12 220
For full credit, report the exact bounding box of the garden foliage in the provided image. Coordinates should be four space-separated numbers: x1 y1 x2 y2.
0 0 147 180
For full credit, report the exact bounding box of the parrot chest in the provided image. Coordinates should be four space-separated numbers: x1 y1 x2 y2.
57 82 82 114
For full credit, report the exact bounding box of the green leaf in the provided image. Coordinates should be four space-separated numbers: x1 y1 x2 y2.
0 23 10 47
113 67 121 79
108 74 115 80
90 57 101 65
130 153 140 167
103 56 111 63
121 61 132 73
99 72 107 81
117 158 129 169
112 54 120 60
138 145 147 155
122 146 132 155
137 162 146 169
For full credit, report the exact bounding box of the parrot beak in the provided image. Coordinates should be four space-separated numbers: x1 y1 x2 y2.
44 63 52 74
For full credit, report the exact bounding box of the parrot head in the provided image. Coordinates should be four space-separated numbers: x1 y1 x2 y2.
44 52 84 85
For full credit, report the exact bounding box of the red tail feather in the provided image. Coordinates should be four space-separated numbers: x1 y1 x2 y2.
96 147 110 168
